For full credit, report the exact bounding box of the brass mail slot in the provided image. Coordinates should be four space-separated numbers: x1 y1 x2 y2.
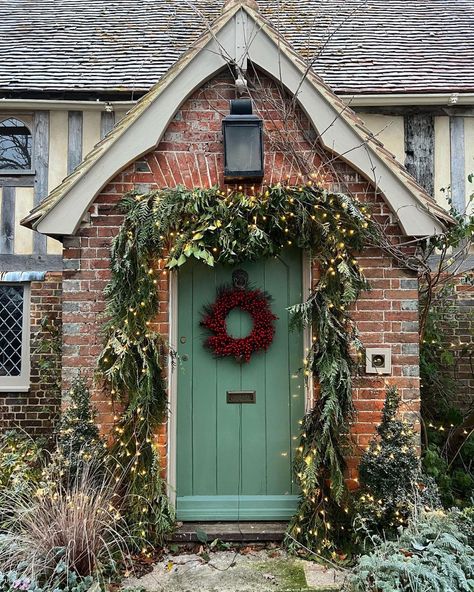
226 390 256 404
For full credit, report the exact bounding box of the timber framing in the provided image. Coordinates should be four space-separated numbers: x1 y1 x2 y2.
355 106 474 117
0 176 35 188
0 187 15 254
32 111 49 254
0 254 63 272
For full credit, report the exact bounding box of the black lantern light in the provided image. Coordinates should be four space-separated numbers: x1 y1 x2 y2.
223 98 264 182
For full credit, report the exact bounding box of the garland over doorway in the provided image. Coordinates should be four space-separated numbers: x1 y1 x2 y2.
97 183 375 553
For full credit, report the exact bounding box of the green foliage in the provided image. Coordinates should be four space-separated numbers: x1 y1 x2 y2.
346 510 474 592
419 284 462 419
96 183 375 556
418 184 474 510
423 432 474 508
0 410 139 587
55 376 106 478
0 566 94 592
420 285 474 508
102 331 175 546
91 178 474 559
0 457 134 588
355 387 426 536
32 316 62 395
0 431 44 498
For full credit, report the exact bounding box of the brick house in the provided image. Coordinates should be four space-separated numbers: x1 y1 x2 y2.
1 0 472 520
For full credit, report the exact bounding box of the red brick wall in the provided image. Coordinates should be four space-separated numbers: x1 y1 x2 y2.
0 272 62 436
429 276 474 414
62 72 420 478
451 281 474 411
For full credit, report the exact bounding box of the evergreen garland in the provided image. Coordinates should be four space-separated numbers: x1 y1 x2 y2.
97 183 375 552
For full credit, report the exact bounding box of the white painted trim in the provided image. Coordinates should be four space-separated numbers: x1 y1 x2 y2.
167 270 178 506
3 93 473 112
342 93 474 107
31 6 446 237
0 99 136 112
0 283 31 392
35 20 233 236
244 26 443 236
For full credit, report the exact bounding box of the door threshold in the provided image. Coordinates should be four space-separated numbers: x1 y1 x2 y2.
169 521 288 543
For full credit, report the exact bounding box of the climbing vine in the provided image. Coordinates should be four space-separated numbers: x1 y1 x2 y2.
97 183 375 551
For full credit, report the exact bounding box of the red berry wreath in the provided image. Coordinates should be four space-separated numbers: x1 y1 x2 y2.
201 286 277 362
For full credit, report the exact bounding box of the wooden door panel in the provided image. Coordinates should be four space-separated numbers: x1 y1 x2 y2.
176 251 304 520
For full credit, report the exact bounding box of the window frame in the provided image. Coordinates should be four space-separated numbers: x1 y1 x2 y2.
0 114 35 176
0 283 31 392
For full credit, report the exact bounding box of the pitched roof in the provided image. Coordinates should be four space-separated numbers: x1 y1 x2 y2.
2 0 474 96
22 3 451 238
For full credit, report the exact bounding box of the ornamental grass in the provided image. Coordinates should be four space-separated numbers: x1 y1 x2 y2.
0 456 135 584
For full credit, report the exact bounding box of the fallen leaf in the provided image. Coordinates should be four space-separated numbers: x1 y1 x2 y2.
195 529 208 544
240 546 255 555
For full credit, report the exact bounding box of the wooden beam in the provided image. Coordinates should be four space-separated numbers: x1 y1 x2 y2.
33 111 49 254
0 176 35 188
404 113 435 196
100 111 115 139
355 106 474 117
450 116 466 213
68 111 83 174
429 254 474 273
0 254 63 272
0 186 15 254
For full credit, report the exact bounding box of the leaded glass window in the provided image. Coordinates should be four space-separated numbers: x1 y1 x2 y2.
0 285 25 377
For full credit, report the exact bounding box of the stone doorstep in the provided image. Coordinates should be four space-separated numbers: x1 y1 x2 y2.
122 549 346 592
169 521 287 542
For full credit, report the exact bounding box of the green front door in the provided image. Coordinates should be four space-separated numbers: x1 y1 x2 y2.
176 251 304 521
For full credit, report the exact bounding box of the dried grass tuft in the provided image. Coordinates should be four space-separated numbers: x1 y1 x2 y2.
0 457 135 582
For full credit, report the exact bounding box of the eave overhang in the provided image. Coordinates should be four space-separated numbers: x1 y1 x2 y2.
22 2 452 238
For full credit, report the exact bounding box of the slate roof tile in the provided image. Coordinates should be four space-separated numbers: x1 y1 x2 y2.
1 0 474 95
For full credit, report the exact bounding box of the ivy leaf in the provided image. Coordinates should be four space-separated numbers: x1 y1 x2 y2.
203 251 215 266
193 249 206 260
195 529 208 544
167 257 179 268
176 253 187 266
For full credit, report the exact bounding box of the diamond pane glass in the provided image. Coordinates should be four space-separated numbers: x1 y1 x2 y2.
0 286 24 377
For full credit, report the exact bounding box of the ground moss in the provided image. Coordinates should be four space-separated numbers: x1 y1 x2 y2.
255 558 311 590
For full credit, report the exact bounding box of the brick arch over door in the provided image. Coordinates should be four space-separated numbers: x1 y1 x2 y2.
62 70 421 486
